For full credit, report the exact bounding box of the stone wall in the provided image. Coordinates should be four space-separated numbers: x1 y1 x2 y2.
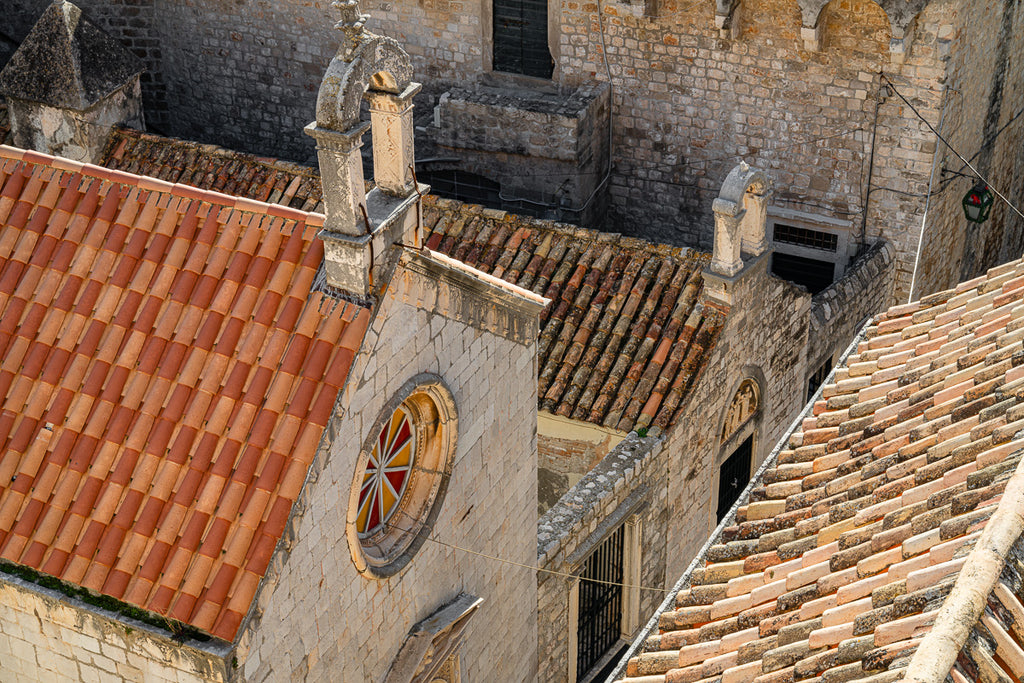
432 79 611 224
909 0 1024 299
0 572 228 683
537 411 626 514
233 250 541 682
536 433 669 683
662 254 811 581
8 0 1022 302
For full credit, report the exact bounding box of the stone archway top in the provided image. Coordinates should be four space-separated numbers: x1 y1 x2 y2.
797 0 931 37
713 162 772 218
315 0 415 132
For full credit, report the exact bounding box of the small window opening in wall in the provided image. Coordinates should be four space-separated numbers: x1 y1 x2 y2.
577 525 624 682
717 435 752 522
771 252 836 295
493 0 554 78
773 223 839 252
806 356 833 402
418 169 503 210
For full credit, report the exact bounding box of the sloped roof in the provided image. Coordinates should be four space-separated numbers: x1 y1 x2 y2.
98 128 724 434
0 1 144 109
620 257 1024 682
0 145 370 641
423 199 719 433
99 128 325 213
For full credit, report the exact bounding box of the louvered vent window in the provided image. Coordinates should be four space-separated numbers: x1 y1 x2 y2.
576 525 624 681
493 0 554 78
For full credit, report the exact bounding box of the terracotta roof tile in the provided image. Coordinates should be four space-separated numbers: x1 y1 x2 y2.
0 145 369 642
621 256 1024 682
97 131 721 434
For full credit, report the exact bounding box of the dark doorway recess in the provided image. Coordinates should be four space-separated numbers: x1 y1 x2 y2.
717 435 752 522
493 0 554 79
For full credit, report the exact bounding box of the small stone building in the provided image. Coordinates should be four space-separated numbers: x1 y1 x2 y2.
615 253 1024 682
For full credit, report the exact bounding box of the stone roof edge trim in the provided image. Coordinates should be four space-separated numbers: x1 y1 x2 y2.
0 567 232 660
0 145 326 229
903 436 1024 682
418 247 550 310
537 432 660 564
609 318 875 682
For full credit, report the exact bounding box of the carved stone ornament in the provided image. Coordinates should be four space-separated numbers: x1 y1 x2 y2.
315 0 414 133
384 594 482 683
721 379 759 443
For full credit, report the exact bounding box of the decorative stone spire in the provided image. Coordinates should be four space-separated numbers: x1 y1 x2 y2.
703 162 773 306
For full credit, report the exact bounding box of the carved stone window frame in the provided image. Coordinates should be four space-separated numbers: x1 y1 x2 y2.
346 373 458 578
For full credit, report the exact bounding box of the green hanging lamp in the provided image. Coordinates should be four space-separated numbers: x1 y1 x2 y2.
962 181 994 223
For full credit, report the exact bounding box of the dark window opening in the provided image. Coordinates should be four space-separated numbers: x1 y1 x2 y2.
807 356 833 402
717 436 752 522
577 525 623 681
771 252 836 294
418 169 502 210
772 223 839 252
493 0 554 79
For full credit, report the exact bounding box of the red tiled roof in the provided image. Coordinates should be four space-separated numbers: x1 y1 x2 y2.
423 199 721 433
621 257 1024 682
99 127 325 212
0 145 370 641
98 129 723 434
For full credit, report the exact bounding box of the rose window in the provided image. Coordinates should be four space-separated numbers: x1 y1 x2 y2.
357 406 415 536
347 374 458 578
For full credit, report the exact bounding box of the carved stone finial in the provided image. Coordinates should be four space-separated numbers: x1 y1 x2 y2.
333 0 370 59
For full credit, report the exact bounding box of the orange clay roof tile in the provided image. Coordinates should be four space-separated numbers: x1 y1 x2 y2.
619 256 1024 683
0 144 369 642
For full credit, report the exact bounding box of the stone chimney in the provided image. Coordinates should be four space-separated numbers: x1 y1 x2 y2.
703 162 773 307
0 0 144 163
305 0 428 298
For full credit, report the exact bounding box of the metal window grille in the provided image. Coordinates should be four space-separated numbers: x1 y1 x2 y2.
806 357 833 402
717 436 752 522
576 525 624 681
771 252 836 295
493 0 554 78
772 223 839 252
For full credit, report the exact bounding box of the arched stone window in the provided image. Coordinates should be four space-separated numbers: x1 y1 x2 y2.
347 373 458 578
712 373 764 523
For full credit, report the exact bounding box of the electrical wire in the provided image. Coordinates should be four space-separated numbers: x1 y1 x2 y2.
881 74 1024 221
380 517 673 594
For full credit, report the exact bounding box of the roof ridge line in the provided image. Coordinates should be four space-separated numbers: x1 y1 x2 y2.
903 434 1024 682
0 144 325 228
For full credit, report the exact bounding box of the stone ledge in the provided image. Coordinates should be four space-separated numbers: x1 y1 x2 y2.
537 432 662 566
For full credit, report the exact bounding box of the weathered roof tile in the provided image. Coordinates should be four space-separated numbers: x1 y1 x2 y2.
620 256 1024 682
